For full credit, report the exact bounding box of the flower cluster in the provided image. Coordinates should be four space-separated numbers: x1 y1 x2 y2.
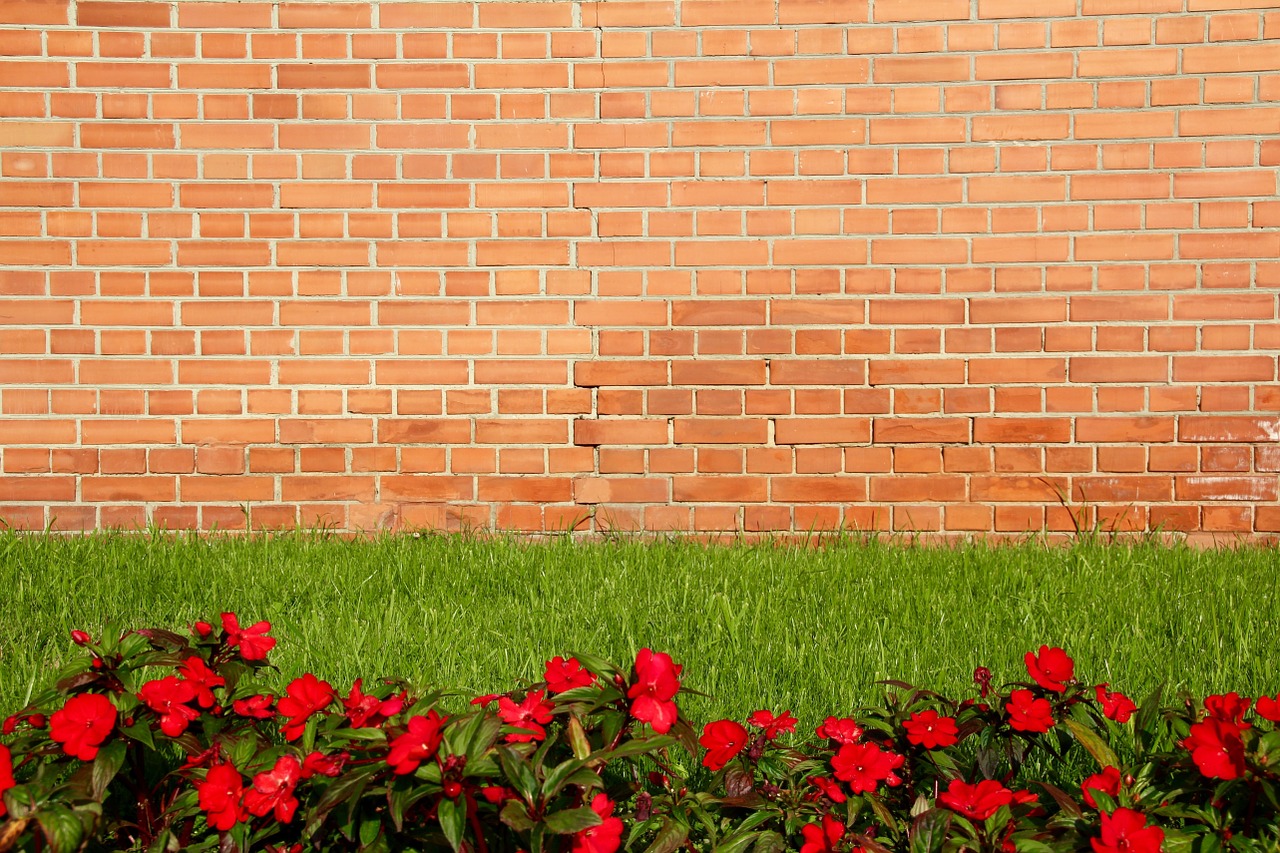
1 623 1277 853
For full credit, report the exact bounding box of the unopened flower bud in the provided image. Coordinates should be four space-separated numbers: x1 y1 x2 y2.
27 713 45 728
636 791 652 821
443 781 463 799
70 630 92 646
194 621 213 637
974 666 993 698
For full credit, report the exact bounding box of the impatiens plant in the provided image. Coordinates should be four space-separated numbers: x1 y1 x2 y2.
1 624 1278 853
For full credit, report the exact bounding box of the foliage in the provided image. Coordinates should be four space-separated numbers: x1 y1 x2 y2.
2 618 1278 852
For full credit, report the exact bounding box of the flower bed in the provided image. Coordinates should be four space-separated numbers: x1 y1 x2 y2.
1 617 1276 852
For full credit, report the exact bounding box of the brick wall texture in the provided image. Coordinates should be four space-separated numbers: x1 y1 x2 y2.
2 0 1280 539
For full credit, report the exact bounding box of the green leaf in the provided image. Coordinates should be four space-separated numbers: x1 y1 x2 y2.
643 818 688 853
90 739 127 800
867 794 896 835
228 733 260 771
558 767 605 795
566 650 624 682
1062 718 1119 769
752 830 785 853
541 756 588 799
466 713 503 761
1133 683 1164 755
496 746 538 806
594 735 677 762
543 806 603 835
566 714 591 760
668 718 700 756
714 831 759 853
118 712 155 747
500 799 536 832
600 710 626 749
1012 839 1056 852
732 810 775 835
1034 781 1085 820
327 727 390 744
36 804 84 853
909 808 951 853
358 817 381 848
437 796 466 853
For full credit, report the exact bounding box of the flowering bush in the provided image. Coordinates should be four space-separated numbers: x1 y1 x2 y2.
1 621 1278 852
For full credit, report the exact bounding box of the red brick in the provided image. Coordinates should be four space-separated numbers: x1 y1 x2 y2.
77 1 169 26
670 360 766 385
672 475 766 502
673 418 768 444
1070 357 1169 383
1179 416 1280 443
872 418 970 443
869 474 966 501
774 417 871 445
574 419 667 446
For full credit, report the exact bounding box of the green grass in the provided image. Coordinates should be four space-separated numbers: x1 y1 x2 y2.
1 531 1277 728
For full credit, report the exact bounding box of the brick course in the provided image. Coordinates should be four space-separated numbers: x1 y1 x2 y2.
1 0 1279 539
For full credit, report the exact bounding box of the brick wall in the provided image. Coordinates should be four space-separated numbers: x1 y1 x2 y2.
2 0 1279 539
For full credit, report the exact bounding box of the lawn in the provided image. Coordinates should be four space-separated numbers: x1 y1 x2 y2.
1 531 1276 727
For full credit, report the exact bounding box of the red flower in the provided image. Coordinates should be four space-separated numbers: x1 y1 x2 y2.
1024 645 1074 693
627 648 681 734
138 676 202 737
1204 692 1252 731
571 793 624 853
1256 693 1280 722
301 750 346 779
220 613 276 662
830 741 905 795
343 679 404 729
471 694 500 707
387 710 447 775
0 744 14 818
699 719 749 770
938 778 1013 821
4 713 44 735
1005 689 1054 733
497 690 554 743
233 694 276 720
277 673 335 741
178 657 225 709
50 693 117 761
244 754 303 824
544 656 595 693
902 709 959 749
1183 717 1246 780
1091 808 1164 853
808 775 847 803
800 814 844 853
198 762 246 831
1095 685 1136 723
815 716 863 744
748 709 797 740
480 785 517 804
1081 766 1122 809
